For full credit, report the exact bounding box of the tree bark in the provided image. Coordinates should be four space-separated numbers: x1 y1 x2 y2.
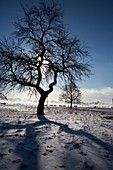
37 93 48 115
70 95 73 108
70 101 72 108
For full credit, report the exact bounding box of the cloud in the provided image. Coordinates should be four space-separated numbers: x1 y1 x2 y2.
47 87 113 105
48 91 61 103
81 87 113 104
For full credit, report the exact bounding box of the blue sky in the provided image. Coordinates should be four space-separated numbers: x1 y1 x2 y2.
57 0 113 89
0 0 113 103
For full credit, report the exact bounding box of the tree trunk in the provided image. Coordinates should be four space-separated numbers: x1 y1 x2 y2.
36 71 57 116
70 96 73 108
37 94 47 115
70 101 72 108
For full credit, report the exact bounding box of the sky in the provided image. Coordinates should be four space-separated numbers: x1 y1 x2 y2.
0 0 113 104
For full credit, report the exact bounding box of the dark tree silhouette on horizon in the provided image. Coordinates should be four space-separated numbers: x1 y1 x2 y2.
0 1 91 115
59 83 81 108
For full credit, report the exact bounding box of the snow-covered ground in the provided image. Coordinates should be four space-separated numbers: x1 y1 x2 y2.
0 105 113 170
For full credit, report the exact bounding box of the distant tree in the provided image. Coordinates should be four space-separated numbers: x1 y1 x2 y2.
0 1 91 115
59 83 81 108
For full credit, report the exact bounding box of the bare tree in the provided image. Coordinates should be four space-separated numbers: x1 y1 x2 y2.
0 1 91 115
59 83 81 108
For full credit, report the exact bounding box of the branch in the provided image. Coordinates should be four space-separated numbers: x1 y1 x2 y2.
10 61 36 88
48 71 57 92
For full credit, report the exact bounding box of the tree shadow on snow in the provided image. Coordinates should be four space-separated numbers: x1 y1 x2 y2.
38 115 113 155
0 114 113 170
0 121 41 170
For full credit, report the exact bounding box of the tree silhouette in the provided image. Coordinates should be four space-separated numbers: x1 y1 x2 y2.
59 83 81 108
0 2 91 115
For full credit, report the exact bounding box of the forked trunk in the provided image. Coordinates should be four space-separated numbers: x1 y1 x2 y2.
37 94 47 115
36 71 57 115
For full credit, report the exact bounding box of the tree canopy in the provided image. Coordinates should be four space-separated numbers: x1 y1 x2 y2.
59 83 81 108
0 1 91 115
